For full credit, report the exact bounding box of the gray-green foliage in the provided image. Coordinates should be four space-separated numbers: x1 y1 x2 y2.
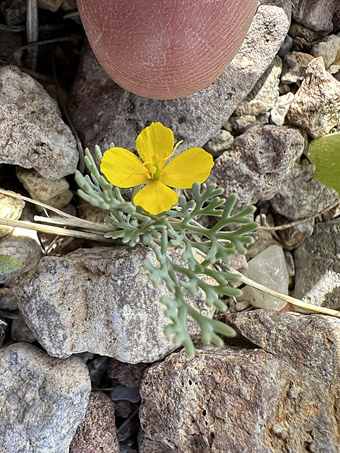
75 146 258 357
0 255 22 275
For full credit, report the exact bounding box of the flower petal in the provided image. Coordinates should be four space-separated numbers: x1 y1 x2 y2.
161 148 214 189
136 122 174 164
133 180 179 215
100 147 149 188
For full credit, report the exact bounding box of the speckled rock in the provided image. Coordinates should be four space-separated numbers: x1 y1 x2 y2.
206 125 305 207
68 0 291 154
0 190 25 238
289 23 323 52
107 359 149 388
311 33 340 74
288 57 340 138
293 0 338 33
0 342 90 453
14 245 214 363
293 217 340 309
233 56 282 117
70 392 120 453
0 233 43 285
140 311 340 452
270 163 339 220
0 65 78 179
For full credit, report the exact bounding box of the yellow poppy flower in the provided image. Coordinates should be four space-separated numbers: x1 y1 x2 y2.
100 122 214 215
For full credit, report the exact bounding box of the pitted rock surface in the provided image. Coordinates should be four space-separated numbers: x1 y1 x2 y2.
14 245 214 363
0 342 90 453
0 65 78 179
139 311 340 453
68 0 291 154
206 125 305 207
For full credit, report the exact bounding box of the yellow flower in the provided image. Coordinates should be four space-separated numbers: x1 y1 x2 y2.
100 122 214 215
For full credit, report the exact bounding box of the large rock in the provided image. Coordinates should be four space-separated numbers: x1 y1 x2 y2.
14 245 214 363
292 0 338 33
288 57 340 138
68 0 291 153
293 217 340 309
0 65 78 179
206 125 305 207
0 342 90 453
270 163 339 220
139 311 340 452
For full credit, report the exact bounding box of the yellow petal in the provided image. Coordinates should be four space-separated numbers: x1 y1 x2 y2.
133 180 179 215
136 122 174 164
161 148 214 189
100 147 149 188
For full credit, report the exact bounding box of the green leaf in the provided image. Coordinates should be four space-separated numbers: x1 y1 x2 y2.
308 132 340 196
0 255 22 275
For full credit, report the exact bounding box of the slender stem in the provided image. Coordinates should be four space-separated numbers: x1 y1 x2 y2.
0 218 110 242
231 267 340 318
34 215 114 233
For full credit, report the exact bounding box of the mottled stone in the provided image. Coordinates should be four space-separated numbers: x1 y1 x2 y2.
0 233 43 285
70 392 120 453
0 342 90 453
288 57 340 138
270 92 294 126
289 23 322 52
140 310 340 453
270 163 339 220
281 51 314 84
107 359 149 388
293 0 337 33
234 56 282 116
14 245 214 363
277 220 314 250
293 217 340 309
0 190 25 238
311 33 340 74
68 1 291 154
16 168 73 209
0 65 78 179
207 125 305 207
240 245 288 310
203 129 234 157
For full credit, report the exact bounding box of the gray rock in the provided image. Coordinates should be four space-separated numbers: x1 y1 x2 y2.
203 129 234 157
293 0 337 33
206 125 305 207
240 245 289 310
69 392 120 453
288 57 340 138
0 65 78 179
270 163 339 220
68 0 291 154
0 342 90 453
311 33 340 74
233 56 282 116
288 23 323 52
14 245 214 363
140 311 340 453
0 233 43 285
293 217 340 309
